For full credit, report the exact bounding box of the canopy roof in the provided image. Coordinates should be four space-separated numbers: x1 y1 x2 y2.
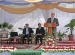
0 0 75 5
0 0 75 36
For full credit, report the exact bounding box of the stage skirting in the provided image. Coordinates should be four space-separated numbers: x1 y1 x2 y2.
42 52 75 55
0 51 75 55
11 50 41 55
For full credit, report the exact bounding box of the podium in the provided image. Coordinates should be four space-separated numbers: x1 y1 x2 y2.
44 23 56 35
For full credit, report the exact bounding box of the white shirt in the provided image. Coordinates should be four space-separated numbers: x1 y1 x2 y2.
26 28 29 34
39 27 41 30
51 18 54 23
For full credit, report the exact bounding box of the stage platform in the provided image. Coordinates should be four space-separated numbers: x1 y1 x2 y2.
0 51 75 55
0 39 75 49
57 39 75 46
0 39 75 55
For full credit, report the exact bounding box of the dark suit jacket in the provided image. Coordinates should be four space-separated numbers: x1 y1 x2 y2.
23 27 33 36
46 18 59 33
46 18 59 26
36 27 45 36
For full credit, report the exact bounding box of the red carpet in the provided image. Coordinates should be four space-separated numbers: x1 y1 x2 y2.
33 44 42 50
57 39 75 46
1 39 75 50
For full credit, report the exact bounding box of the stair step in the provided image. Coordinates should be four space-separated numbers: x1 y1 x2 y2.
58 41 75 42
58 43 75 44
57 43 75 46
58 41 75 44
58 40 75 44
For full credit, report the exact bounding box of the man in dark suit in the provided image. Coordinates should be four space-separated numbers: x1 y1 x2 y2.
35 23 45 44
22 24 33 44
47 13 59 38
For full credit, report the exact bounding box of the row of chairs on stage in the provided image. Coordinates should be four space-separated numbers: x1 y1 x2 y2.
0 31 45 44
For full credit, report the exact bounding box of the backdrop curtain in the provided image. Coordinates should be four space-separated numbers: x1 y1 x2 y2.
41 10 50 22
0 5 38 14
0 3 75 39
1 3 75 14
33 3 60 10
56 5 75 13
0 3 59 14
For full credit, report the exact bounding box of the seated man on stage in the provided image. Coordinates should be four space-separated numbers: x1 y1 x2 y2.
35 23 45 44
22 23 33 44
46 13 59 39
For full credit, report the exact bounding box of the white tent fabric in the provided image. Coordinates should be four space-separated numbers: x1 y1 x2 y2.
4 0 74 3
0 2 75 38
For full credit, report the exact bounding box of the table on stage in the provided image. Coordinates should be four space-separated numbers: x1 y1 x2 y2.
11 50 42 55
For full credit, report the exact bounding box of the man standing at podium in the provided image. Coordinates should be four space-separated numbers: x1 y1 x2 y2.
46 13 59 38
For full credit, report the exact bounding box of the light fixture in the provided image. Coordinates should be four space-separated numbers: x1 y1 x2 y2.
24 0 43 3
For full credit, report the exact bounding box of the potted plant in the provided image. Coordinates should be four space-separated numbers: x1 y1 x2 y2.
65 19 75 41
57 31 66 41
1 22 13 31
2 22 9 28
2 22 8 31
8 24 13 30
18 27 23 30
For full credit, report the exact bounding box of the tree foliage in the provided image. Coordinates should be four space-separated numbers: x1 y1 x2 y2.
65 19 75 35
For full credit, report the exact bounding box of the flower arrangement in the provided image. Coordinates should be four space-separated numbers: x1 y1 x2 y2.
42 46 75 53
41 29 75 53
45 36 56 47
41 35 75 53
0 46 17 53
